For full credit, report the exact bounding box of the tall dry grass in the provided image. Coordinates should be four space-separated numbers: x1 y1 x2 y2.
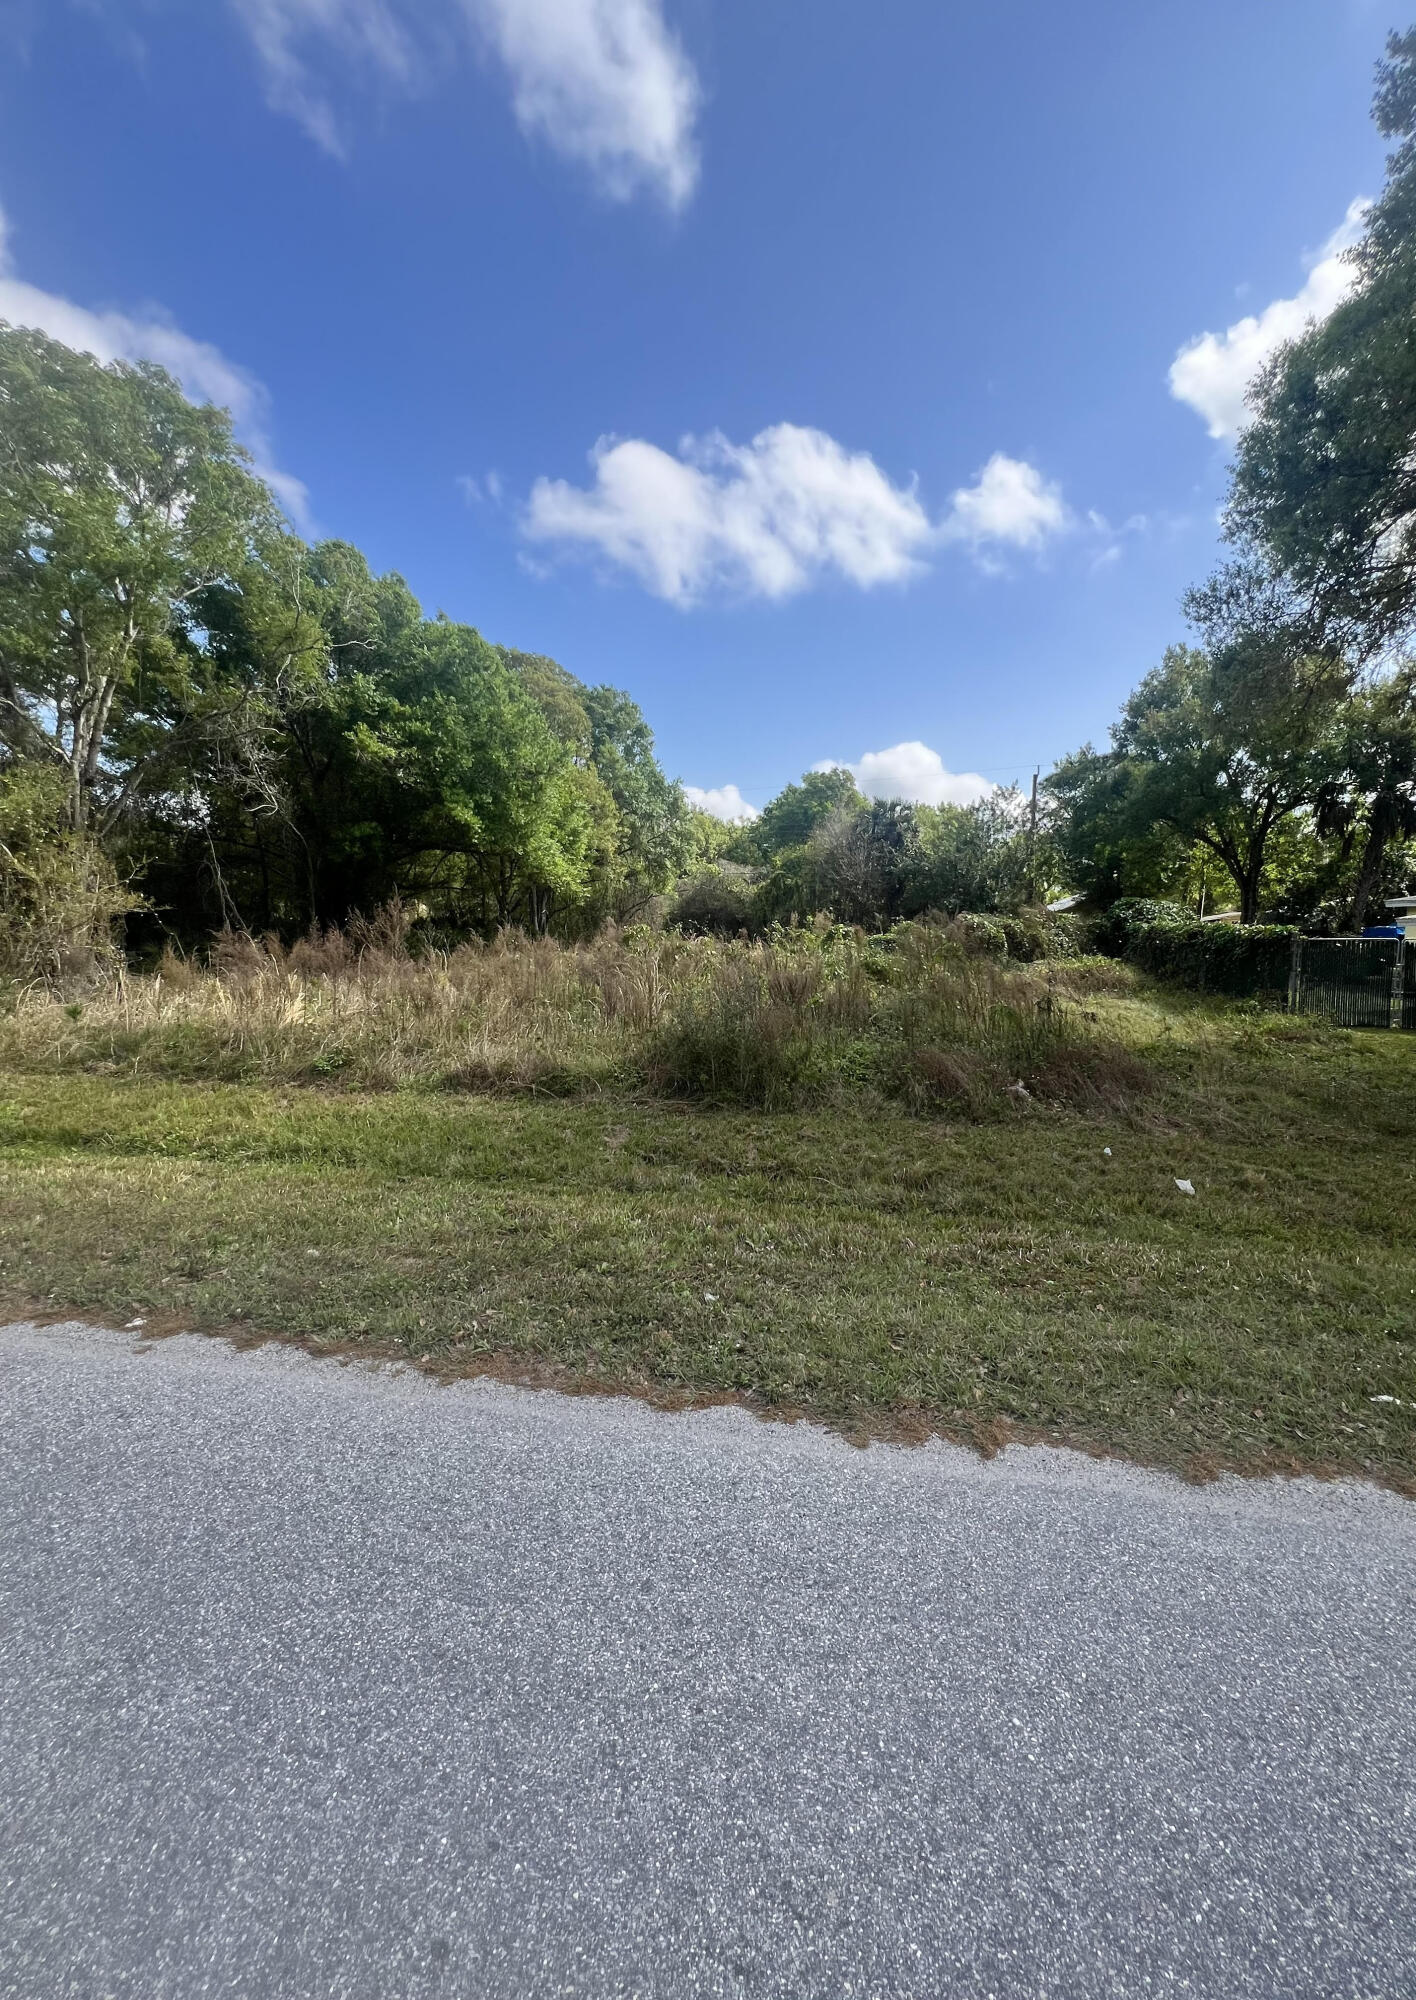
0 918 1150 1115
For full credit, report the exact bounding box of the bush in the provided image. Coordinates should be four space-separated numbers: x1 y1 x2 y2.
0 764 137 984
1096 899 1295 998
943 909 1095 962
1090 898 1192 957
668 863 761 935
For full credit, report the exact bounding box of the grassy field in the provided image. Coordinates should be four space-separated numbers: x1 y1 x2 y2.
0 932 1411 1487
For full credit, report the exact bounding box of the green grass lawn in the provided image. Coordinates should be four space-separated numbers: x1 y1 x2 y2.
0 1008 1413 1487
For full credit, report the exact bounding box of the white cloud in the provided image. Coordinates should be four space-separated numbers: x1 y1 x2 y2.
523 426 1069 604
474 0 699 208
229 0 700 205
1169 199 1370 439
940 453 1070 554
683 783 758 823
0 205 309 524
816 743 993 809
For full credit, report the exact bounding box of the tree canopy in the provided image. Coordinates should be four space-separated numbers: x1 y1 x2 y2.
1227 32 1416 651
0 325 700 948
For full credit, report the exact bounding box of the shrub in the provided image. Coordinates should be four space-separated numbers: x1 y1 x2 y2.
1090 898 1192 958
0 765 136 985
1095 898 1295 998
942 909 1095 962
669 863 760 935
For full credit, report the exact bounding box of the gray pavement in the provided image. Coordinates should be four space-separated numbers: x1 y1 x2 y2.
1 1320 1413 2000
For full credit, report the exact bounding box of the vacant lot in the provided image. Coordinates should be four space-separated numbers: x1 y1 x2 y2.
0 935 1411 1486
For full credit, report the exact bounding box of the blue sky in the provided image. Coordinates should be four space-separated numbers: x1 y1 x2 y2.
0 0 1395 816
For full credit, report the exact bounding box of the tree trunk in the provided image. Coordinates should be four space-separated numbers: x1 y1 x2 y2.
1350 810 1390 934
1237 852 1265 926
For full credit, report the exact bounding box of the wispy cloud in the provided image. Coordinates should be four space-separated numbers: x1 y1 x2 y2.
230 0 416 157
523 427 1071 605
0 203 309 525
1169 199 1370 439
458 469 503 504
683 783 758 823
815 743 993 809
228 0 700 206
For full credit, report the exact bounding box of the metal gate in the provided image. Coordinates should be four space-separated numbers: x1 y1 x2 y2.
1289 935 1413 1029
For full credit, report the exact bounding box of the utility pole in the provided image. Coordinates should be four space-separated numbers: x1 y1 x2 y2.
1026 767 1039 905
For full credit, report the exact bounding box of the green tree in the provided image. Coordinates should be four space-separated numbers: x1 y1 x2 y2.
1051 620 1348 924
750 768 865 858
0 326 279 833
0 760 135 978
1316 667 1416 929
581 683 694 917
900 792 1036 916
1227 31 1416 650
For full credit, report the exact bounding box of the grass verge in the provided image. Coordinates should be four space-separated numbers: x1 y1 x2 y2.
0 1013 1413 1488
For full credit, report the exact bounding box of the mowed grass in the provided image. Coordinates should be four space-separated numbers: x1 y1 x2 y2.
0 1002 1412 1486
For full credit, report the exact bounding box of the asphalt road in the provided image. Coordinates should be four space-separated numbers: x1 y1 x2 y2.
2 1321 1414 2000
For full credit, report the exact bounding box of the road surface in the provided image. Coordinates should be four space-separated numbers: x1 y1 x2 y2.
2 1319 1413 1998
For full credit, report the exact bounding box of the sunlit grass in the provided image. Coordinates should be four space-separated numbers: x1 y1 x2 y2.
0 983 1412 1485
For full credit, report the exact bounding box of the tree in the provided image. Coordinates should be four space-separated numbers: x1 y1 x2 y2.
0 326 279 833
749 768 865 858
1227 30 1416 651
1048 743 1201 907
900 792 1036 916
1052 615 1349 924
580 684 695 917
1316 667 1416 929
0 760 135 978
807 798 919 926
0 328 715 950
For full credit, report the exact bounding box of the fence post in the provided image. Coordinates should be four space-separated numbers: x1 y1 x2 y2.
1392 937 1407 1032
1288 934 1303 1015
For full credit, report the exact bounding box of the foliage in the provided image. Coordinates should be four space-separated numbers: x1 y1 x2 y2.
704 777 1047 933
1050 617 1350 924
0 325 283 837
1095 898 1296 996
746 767 864 857
1226 33 1416 651
670 862 760 934
0 331 694 947
0 762 136 981
900 790 1042 916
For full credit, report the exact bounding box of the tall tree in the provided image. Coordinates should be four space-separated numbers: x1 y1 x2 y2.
1227 30 1416 650
1317 667 1416 929
1051 622 1348 924
0 326 279 832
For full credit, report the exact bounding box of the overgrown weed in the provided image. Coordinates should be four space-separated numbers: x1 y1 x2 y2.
0 917 1219 1117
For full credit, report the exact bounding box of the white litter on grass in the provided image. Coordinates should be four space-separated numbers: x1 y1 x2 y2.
1103 1147 1112 1158
1371 1395 1405 1407
704 1293 718 1303
125 1318 146 1330
1174 1179 1196 1196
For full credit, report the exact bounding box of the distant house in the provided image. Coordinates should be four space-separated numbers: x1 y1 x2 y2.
1386 896 1416 939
